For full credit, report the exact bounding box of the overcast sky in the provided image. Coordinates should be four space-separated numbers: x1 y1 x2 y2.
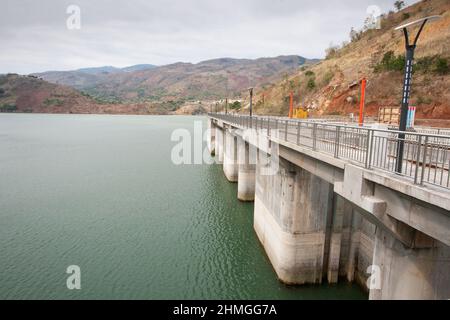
1 0 419 74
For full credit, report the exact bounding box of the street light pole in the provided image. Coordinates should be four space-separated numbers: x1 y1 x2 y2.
394 16 441 174
249 88 253 117
359 78 366 127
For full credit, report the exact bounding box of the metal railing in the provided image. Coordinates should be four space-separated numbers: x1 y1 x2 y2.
209 113 450 190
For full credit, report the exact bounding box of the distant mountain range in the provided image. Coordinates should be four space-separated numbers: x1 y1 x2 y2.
32 56 318 104
1 55 317 115
72 64 157 75
31 64 157 96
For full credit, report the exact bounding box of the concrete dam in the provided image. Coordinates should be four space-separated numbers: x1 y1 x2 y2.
207 113 450 300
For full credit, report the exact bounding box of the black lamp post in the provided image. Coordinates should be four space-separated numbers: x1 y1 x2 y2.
248 88 253 117
394 16 441 174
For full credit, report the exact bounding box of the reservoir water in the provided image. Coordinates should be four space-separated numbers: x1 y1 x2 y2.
0 114 366 299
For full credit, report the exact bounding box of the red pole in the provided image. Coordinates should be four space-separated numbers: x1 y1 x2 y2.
289 91 293 118
359 78 366 126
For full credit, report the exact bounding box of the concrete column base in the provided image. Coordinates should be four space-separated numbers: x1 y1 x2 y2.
215 127 224 164
223 129 238 182
254 195 326 284
207 119 215 155
253 157 333 285
237 138 255 201
327 195 348 283
369 228 450 300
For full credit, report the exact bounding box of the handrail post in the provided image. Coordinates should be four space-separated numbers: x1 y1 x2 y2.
414 135 423 184
420 136 429 185
334 126 341 158
365 129 370 168
297 122 301 145
285 121 288 141
365 129 374 169
313 123 317 150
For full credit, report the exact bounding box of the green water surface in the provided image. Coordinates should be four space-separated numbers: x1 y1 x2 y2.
0 114 366 299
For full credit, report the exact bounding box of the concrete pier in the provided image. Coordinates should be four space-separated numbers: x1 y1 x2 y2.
237 137 256 201
326 195 346 283
369 229 450 300
223 128 238 182
215 126 224 164
207 119 215 155
254 157 333 284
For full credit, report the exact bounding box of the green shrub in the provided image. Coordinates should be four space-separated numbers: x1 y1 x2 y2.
415 56 449 75
0 77 7 86
305 70 315 77
417 96 432 105
415 56 435 73
325 45 340 59
376 53 449 75
417 96 424 105
374 51 405 72
327 111 342 116
0 104 17 112
435 58 449 75
289 80 296 90
322 71 335 86
137 88 146 98
230 101 241 110
307 78 316 90
44 98 64 106
394 1 405 11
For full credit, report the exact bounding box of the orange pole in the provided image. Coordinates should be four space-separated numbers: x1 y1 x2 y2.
289 91 293 118
359 78 366 126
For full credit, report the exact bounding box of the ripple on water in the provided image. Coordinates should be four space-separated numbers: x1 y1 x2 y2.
0 115 367 300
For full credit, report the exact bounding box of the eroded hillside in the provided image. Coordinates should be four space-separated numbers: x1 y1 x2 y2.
0 74 155 114
250 0 450 123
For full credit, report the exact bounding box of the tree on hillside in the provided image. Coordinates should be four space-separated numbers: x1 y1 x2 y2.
349 27 362 42
307 78 316 90
394 1 405 12
229 101 241 110
325 42 340 59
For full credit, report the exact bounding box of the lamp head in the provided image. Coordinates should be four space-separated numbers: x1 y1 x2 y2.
394 15 441 31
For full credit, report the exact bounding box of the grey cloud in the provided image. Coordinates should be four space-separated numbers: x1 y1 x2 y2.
1 0 420 74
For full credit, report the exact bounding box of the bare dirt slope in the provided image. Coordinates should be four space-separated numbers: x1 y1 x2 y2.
0 74 155 114
251 0 450 122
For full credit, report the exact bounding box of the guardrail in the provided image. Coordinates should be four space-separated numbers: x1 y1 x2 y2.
209 113 450 190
